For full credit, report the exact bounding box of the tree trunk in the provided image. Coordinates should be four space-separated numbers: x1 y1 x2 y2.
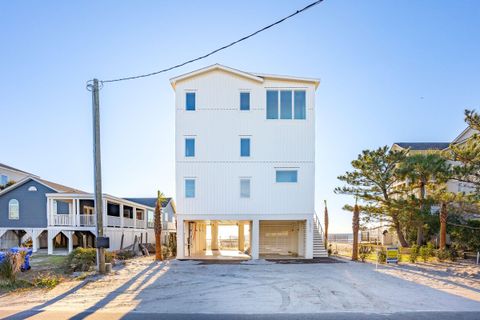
439 202 448 250
392 215 409 247
417 180 426 246
352 204 359 261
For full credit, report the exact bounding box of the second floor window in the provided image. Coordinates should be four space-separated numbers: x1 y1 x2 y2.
240 178 251 198
240 92 250 111
240 138 250 157
185 138 195 157
8 199 19 220
0 175 8 186
186 92 196 111
276 170 298 183
185 179 196 198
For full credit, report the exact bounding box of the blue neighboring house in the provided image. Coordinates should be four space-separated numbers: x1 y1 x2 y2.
0 164 176 254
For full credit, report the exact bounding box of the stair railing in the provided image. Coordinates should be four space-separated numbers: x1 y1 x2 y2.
313 210 325 239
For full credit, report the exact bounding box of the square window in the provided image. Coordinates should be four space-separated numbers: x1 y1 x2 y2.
186 92 196 111
240 92 250 111
185 179 195 198
276 170 298 183
185 138 195 157
240 138 250 157
294 91 306 119
266 90 278 119
240 179 251 198
280 91 292 119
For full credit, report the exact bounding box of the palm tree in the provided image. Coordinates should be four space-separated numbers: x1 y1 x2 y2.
397 153 450 245
154 190 164 261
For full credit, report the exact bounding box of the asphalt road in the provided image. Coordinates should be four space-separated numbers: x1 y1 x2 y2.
1 311 480 320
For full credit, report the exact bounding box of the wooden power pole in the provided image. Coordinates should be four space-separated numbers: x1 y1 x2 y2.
90 78 106 274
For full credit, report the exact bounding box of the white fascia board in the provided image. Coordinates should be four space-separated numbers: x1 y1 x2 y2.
253 73 321 89
0 176 62 196
169 64 264 89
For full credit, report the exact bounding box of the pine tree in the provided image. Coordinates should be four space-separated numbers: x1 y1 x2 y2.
335 146 409 247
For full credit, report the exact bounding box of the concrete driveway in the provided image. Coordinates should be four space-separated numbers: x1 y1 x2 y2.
0 257 479 319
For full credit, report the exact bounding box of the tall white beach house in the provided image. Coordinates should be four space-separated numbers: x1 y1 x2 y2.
170 64 326 259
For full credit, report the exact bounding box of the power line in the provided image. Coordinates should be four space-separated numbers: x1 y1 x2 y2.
101 0 324 84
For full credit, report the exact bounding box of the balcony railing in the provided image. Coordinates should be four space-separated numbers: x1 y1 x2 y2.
107 215 121 227
52 214 72 226
124 218 134 228
135 220 144 229
79 214 96 227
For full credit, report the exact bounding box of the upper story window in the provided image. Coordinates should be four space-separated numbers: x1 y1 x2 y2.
240 178 251 198
266 90 306 120
276 170 298 183
0 175 8 186
186 92 196 111
294 91 306 119
185 138 195 157
8 199 19 220
240 92 250 111
185 179 196 198
240 138 250 157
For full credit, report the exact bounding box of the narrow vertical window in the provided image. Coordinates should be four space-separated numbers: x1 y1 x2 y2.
0 175 8 186
294 90 306 119
266 90 278 119
8 199 19 220
240 92 250 111
240 179 251 198
240 138 250 157
185 179 196 198
185 138 195 157
186 92 196 111
280 90 292 119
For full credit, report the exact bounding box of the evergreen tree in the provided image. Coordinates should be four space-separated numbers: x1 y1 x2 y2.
335 146 409 247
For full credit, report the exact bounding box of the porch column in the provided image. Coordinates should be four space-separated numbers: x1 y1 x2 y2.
133 207 137 229
211 221 219 250
47 230 55 255
73 199 79 227
120 204 124 228
305 217 314 259
251 219 259 259
176 217 185 259
63 231 74 253
238 223 245 252
31 229 40 253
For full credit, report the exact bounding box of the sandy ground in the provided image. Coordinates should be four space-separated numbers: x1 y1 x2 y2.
0 257 479 318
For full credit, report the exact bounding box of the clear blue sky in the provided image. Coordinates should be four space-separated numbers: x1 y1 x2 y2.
1 1 479 233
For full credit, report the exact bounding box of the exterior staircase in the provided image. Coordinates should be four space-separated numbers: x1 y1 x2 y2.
313 212 329 258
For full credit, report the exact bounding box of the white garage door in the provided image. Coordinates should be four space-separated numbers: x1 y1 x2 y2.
259 221 301 256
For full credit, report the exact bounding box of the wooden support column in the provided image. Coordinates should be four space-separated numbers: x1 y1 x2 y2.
238 223 245 252
211 222 219 251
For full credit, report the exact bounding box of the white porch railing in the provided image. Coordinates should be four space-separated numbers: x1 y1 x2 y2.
147 221 154 228
135 220 144 229
52 214 72 226
79 214 96 227
124 218 134 228
107 215 121 227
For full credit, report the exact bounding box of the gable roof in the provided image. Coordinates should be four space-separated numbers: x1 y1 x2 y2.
392 142 450 151
0 176 88 197
452 126 478 144
0 163 37 177
124 197 172 208
169 64 320 89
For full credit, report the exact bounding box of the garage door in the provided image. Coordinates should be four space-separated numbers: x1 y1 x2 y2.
259 221 300 256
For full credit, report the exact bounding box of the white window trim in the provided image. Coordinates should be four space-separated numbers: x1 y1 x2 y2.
8 199 19 220
240 177 251 198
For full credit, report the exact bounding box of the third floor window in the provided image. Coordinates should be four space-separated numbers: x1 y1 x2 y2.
186 92 196 111
266 90 306 120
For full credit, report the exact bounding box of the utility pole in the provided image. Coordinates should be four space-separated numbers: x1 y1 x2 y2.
89 78 106 274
